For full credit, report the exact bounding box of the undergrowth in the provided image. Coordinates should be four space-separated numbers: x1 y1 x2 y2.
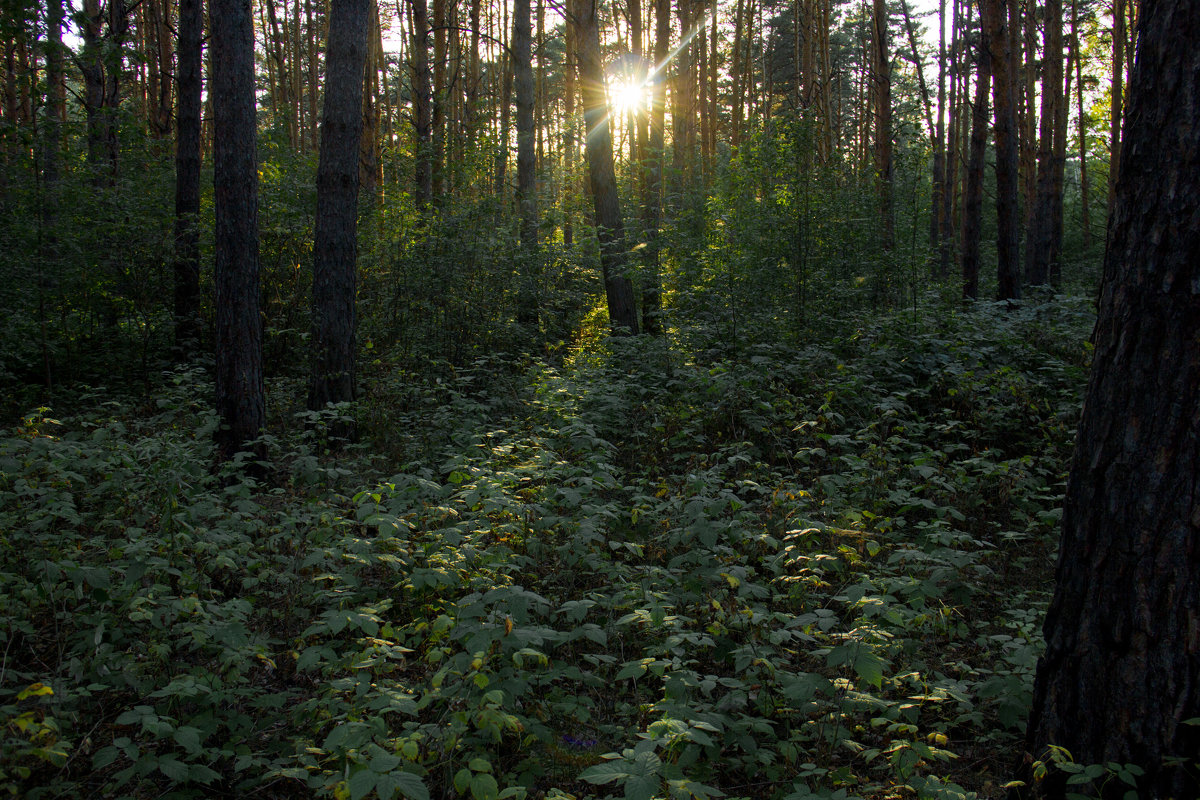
0 297 1095 799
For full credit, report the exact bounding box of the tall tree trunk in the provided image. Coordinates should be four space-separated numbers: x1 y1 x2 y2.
571 0 639 334
562 12 576 246
38 0 65 392
982 0 1020 300
946 0 964 261
409 0 433 206
1025 1 1200 795
306 0 319 152
1072 0 1090 252
639 0 670 335
174 0 203 357
872 0 894 250
535 0 546 172
730 0 746 147
432 0 446 196
81 0 108 176
1026 0 1063 286
514 0 539 329
673 0 698 189
1048 16 1068 286
961 38 990 300
495 0 512 194
359 0 382 201
2 40 18 180
1019 0 1037 259
1106 0 1123 209
266 0 297 147
934 0 951 276
309 0 370 443
211 0 265 460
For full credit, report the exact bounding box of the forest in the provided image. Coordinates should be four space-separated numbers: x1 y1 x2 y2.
2 0 1198 796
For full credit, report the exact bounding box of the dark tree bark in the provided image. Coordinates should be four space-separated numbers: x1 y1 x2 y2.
211 0 265 460
1106 0 1124 209
1026 0 1064 286
359 0 382 203
308 0 370 442
934 0 952 277
981 0 1020 300
408 0 433 207
872 0 894 250
174 0 203 357
1025 1 1200 796
571 0 639 335
431 0 446 196
961 37 990 300
1072 0 1091 252
513 0 539 329
37 0 65 392
639 0 670 336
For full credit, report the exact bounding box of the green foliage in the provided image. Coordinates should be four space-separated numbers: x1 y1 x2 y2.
0 294 1094 798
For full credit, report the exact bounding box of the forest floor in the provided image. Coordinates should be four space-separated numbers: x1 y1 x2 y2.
0 295 1097 800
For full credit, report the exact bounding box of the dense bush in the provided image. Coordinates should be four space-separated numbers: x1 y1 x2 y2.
1 296 1095 799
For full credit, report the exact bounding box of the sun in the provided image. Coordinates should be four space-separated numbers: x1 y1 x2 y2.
608 76 648 115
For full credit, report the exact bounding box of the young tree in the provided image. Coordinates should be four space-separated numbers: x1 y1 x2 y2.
211 0 265 459
1025 0 1200 796
174 0 203 357
570 0 639 334
308 0 370 441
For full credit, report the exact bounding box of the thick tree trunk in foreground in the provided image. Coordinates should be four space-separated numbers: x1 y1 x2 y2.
174 0 203 357
1025 0 1200 796
308 0 370 442
211 0 265 460
571 0 639 334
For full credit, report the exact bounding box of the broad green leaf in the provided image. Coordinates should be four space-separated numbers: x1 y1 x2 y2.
348 767 378 800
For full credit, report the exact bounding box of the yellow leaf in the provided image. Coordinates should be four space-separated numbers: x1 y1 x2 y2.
18 683 53 701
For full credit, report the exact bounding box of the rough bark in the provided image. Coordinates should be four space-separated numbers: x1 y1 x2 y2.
571 0 639 334
514 0 539 329
1026 0 1063 286
211 0 265 460
934 0 951 276
1072 0 1090 252
308 0 369 442
872 0 894 250
639 0 670 335
1025 0 1200 795
1106 0 1123 209
432 0 446 196
982 0 1020 300
409 0 433 206
961 38 990 300
174 0 203 357
37 0 65 391
358 0 382 202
